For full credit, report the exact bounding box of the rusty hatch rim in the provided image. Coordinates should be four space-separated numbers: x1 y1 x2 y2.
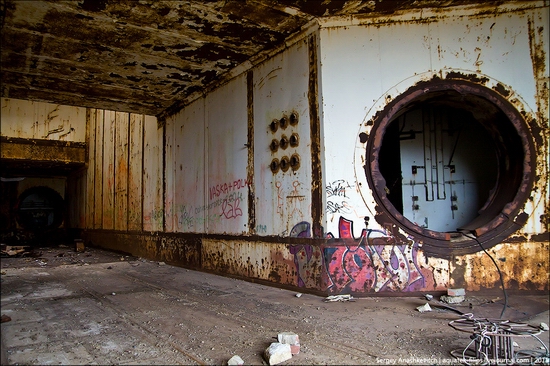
364 77 536 257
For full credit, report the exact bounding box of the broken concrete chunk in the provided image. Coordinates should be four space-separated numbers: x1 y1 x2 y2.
278 332 299 345
278 332 300 355
440 295 465 304
416 303 432 313
264 342 292 365
447 288 465 296
227 355 244 365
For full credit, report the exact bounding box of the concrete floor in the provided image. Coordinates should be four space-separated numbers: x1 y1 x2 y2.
1 245 549 365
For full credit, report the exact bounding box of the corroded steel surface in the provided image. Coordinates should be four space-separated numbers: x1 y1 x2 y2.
1 0 505 117
0 136 86 176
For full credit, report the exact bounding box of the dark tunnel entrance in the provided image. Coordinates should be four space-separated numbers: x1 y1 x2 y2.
365 79 535 256
16 186 65 232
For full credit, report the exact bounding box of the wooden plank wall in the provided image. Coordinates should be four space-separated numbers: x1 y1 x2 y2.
83 109 159 234
128 114 144 231
142 115 163 232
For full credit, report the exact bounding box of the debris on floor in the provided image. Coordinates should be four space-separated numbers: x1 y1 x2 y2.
440 295 465 304
227 355 244 365
263 332 301 365
1 314 11 323
278 332 300 355
447 288 465 297
424 294 433 301
324 294 354 302
1 245 31 257
264 342 292 365
417 303 432 313
74 239 85 252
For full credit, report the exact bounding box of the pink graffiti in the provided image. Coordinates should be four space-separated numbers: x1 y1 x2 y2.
209 178 249 200
325 217 424 293
221 197 243 219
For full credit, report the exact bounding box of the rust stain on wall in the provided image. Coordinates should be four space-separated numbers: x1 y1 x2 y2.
453 242 549 292
308 34 323 239
246 70 256 235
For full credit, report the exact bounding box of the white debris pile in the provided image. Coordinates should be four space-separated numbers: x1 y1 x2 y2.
264 331 300 365
324 294 355 302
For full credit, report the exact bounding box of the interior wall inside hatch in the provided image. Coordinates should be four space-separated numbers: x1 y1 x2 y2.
379 104 498 232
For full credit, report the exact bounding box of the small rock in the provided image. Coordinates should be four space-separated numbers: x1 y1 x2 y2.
513 341 520 347
112 292 116 296
295 293 302 298
264 343 292 365
540 322 549 331
158 262 166 266
416 303 432 313
424 294 433 301
227 355 244 365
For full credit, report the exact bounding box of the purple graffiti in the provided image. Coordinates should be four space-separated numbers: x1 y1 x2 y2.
289 221 313 287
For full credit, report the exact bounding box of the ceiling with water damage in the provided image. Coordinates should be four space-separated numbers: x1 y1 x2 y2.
1 0 489 118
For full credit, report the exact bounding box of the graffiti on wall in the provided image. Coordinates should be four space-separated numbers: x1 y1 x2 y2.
210 178 249 220
175 177 249 230
289 221 315 287
325 216 425 293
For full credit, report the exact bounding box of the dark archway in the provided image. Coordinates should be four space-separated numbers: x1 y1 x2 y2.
16 186 65 232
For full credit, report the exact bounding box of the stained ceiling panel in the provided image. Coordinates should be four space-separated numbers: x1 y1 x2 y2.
0 0 492 118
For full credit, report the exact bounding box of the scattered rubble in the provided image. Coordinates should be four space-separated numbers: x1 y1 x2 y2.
1 314 11 323
324 294 354 302
447 288 465 297
416 303 432 313
264 342 292 365
1 245 32 257
263 332 301 365
440 295 465 304
441 288 466 304
424 294 433 301
74 239 85 252
227 355 244 365
278 332 300 355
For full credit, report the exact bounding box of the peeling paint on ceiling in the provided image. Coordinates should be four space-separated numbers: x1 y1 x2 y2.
0 0 497 118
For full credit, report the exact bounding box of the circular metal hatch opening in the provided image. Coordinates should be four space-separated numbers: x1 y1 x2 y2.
16 186 64 231
365 79 535 256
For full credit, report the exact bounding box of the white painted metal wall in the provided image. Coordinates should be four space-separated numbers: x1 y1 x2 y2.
253 38 313 237
0 98 86 142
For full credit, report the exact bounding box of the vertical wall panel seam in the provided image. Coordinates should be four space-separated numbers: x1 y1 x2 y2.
162 120 167 233
247 70 256 235
113 112 117 231
126 113 130 231
91 109 95 230
308 34 323 238
100 110 105 228
141 114 145 232
203 98 208 235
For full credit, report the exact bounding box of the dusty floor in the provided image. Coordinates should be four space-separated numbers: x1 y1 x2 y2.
1 245 549 365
